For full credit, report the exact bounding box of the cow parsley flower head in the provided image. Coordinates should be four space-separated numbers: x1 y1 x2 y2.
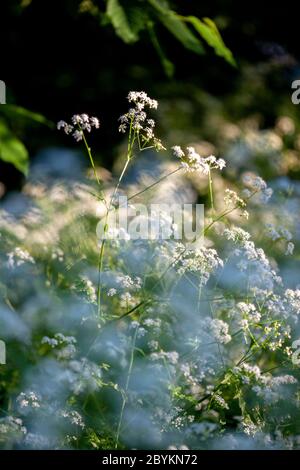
60 410 85 429
243 173 273 203
127 91 158 109
72 129 83 142
118 91 165 151
17 391 41 411
224 189 246 208
172 146 226 173
7 247 35 268
57 114 100 141
224 226 251 243
175 246 223 286
236 302 261 324
203 317 232 344
286 241 294 255
57 120 72 134
172 145 185 159
213 394 229 409
107 288 117 297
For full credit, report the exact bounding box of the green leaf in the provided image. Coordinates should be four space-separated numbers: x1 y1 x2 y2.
0 104 53 127
147 0 204 55
0 120 29 175
106 0 139 43
126 6 150 36
183 16 236 67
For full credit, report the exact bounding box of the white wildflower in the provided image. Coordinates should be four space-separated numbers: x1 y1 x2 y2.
171 145 185 159
214 394 229 409
285 242 294 255
57 114 100 140
176 246 223 285
224 189 246 207
243 173 273 203
172 146 226 173
7 247 35 268
107 288 117 297
118 91 164 152
72 129 83 142
80 275 97 304
60 410 85 429
203 317 231 344
17 392 41 411
223 226 251 243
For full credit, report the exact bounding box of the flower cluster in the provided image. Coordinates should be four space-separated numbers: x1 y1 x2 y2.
41 333 77 360
175 245 224 285
7 247 35 268
60 410 85 429
75 275 97 304
57 114 100 142
252 374 297 404
224 226 282 291
16 392 41 411
242 174 273 203
127 91 158 109
265 223 294 255
203 317 232 344
172 146 226 173
119 91 165 151
224 189 246 208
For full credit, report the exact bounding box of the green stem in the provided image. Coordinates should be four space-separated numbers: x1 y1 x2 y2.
97 157 131 318
127 167 181 202
115 325 139 448
208 168 215 212
81 128 101 187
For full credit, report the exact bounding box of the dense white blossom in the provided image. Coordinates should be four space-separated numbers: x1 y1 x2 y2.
172 146 226 173
118 91 164 151
7 247 35 268
57 114 100 141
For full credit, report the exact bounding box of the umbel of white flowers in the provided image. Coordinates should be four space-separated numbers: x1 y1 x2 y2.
172 145 226 173
57 114 100 142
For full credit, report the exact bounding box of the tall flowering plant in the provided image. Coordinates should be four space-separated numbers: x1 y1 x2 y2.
0 92 299 450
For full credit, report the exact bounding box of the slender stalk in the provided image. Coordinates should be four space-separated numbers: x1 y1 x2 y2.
96 117 137 318
127 167 181 202
97 157 131 318
96 166 182 223
96 238 106 317
115 325 139 448
203 190 258 237
208 168 215 212
81 128 101 187
197 279 203 314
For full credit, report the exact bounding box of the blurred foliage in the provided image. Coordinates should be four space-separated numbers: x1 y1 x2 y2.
1 0 299 191
0 120 29 175
78 0 236 75
0 106 53 175
1 0 236 180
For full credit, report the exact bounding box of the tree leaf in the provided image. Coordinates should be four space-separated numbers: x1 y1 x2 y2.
106 0 139 44
126 6 150 36
0 120 29 175
147 0 204 55
183 16 236 67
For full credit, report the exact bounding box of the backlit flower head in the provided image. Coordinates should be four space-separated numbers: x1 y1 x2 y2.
118 91 165 152
57 114 100 141
172 146 226 173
